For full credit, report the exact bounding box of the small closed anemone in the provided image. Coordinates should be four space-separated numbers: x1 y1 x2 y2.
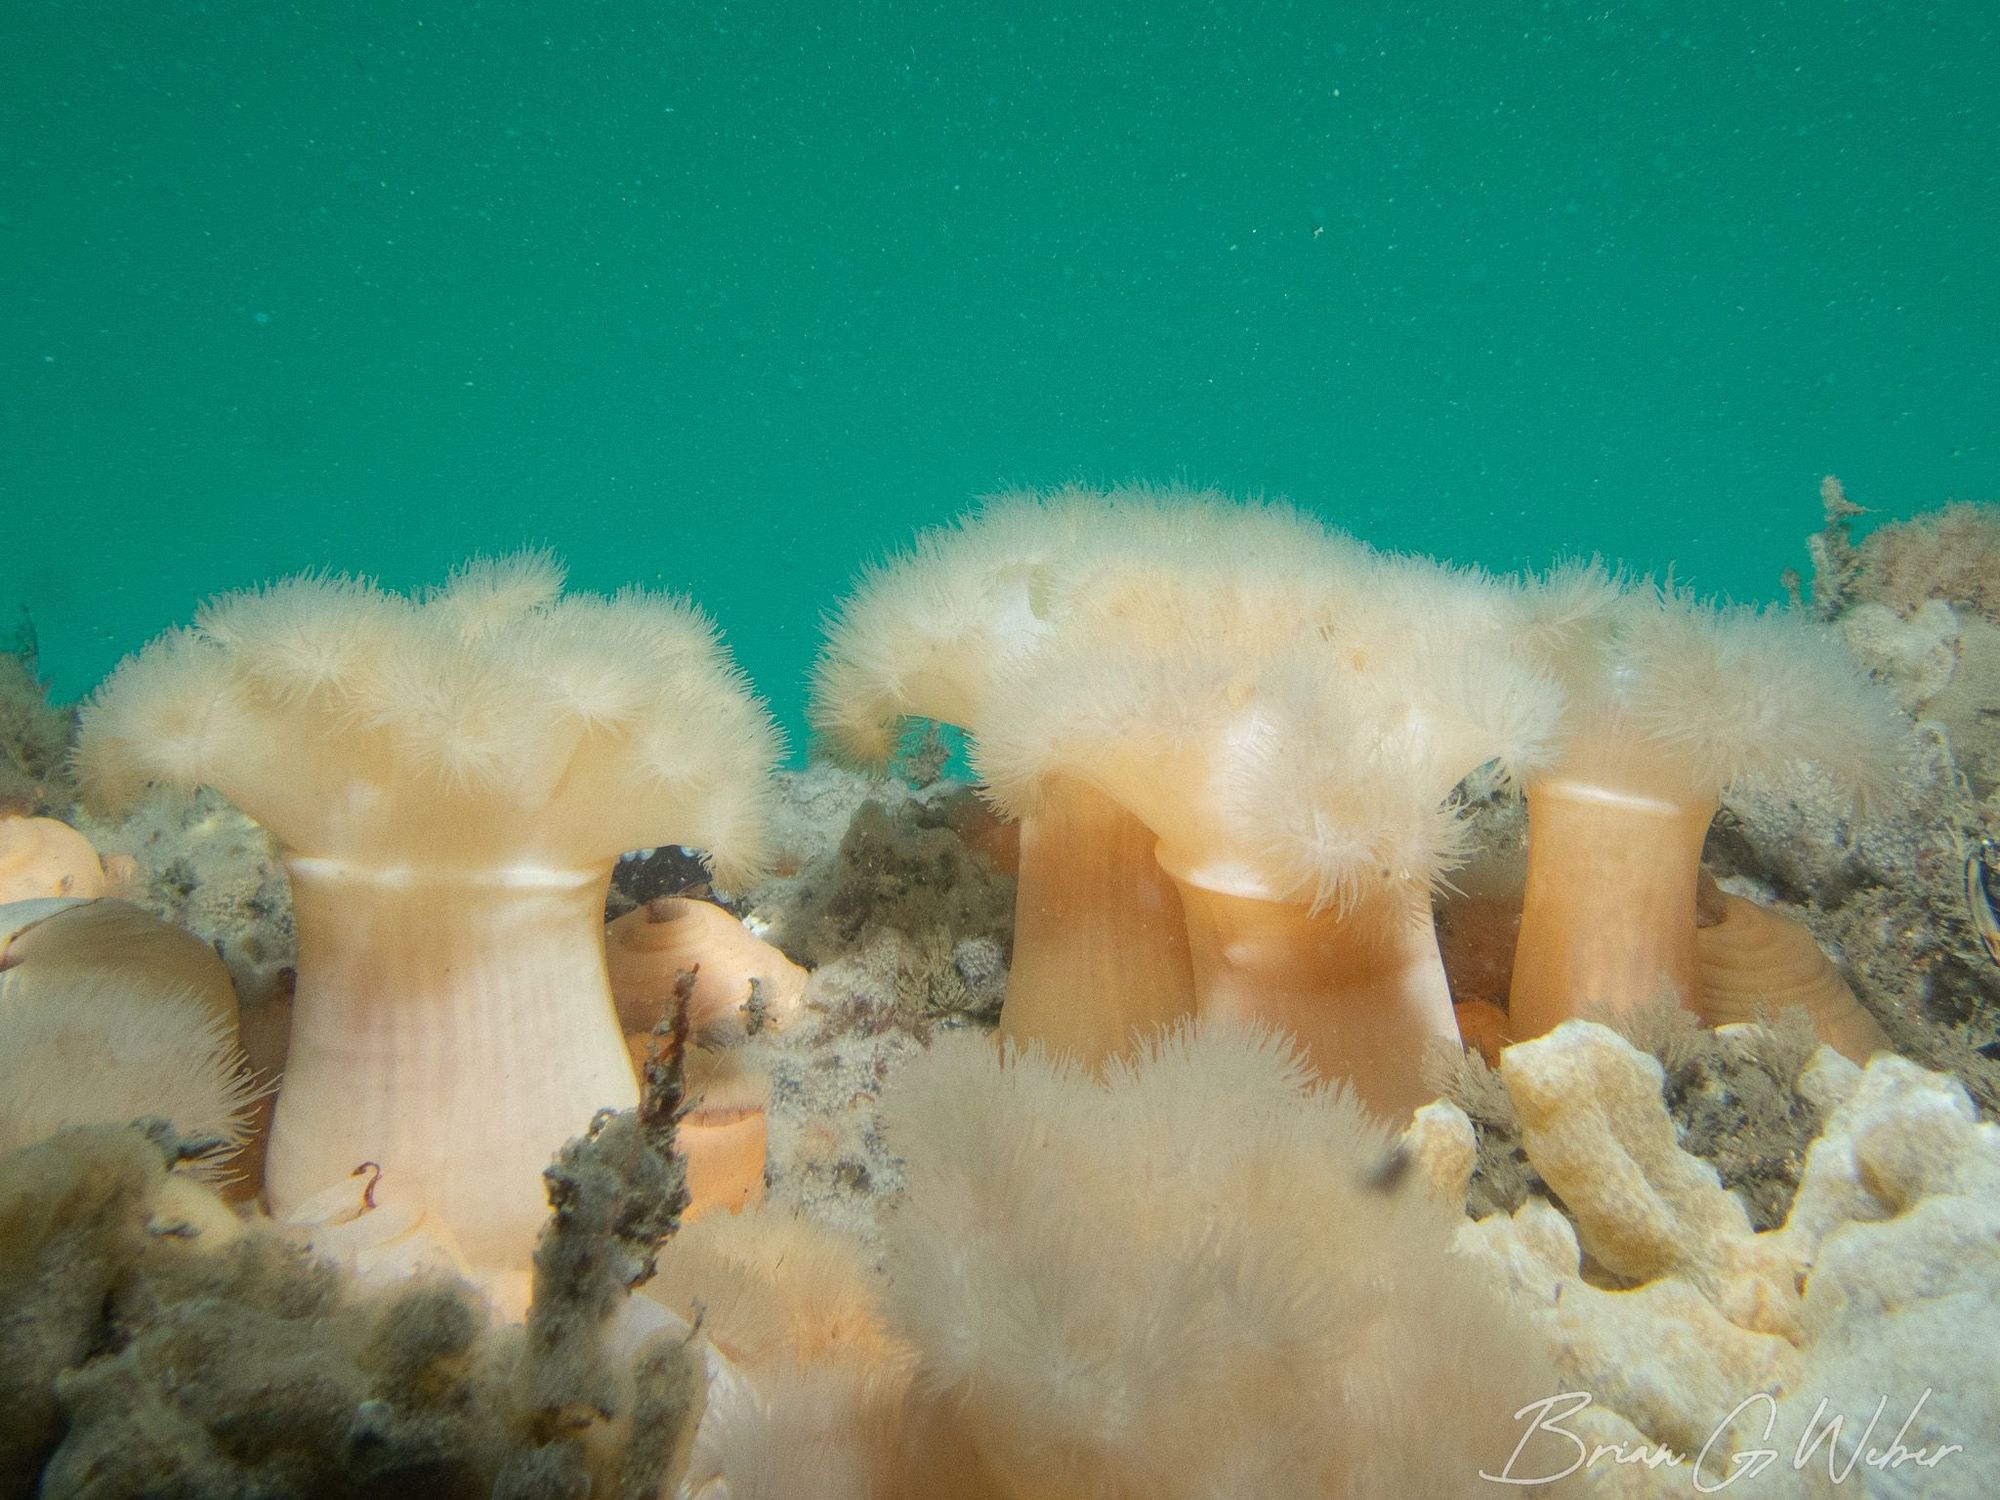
813 485 1328 1065
0 816 113 902
975 529 1562 1120
73 553 779 1290
1508 568 1902 1041
1694 875 1890 1062
605 896 808 1040
0 898 256 1167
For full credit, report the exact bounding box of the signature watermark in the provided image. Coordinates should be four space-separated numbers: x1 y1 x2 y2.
1482 1390 1965 1491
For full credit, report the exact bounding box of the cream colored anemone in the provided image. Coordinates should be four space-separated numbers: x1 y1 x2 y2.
1508 568 1901 1040
879 1026 1561 1499
74 553 779 1282
812 485 1355 1066
975 533 1560 1121
810 486 1113 766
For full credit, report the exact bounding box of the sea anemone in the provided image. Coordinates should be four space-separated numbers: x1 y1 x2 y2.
73 554 779 1284
819 486 1570 1116
879 1024 1564 1499
1693 880 1890 1062
969 502 1561 1118
651 1205 917 1500
605 895 808 1041
1507 570 1901 1040
812 486 1244 1066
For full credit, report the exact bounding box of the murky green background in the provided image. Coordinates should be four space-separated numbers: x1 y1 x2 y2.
5 2 1994 750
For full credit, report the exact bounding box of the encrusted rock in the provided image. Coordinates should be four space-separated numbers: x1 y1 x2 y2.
1457 1022 1999 1497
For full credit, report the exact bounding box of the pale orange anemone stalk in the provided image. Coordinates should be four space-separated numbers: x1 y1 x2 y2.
974 536 1563 1122
74 553 778 1289
1508 568 1901 1041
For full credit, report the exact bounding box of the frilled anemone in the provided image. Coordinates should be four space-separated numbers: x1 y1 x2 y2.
1508 565 1900 1044
75 553 779 1293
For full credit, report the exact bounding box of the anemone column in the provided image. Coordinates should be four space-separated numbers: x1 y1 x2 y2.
1506 774 1715 1039
1172 880 1459 1123
996 776 1196 1066
269 857 637 1269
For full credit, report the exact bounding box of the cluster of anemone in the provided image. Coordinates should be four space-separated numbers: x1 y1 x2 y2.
3 487 1905 1317
0 487 1932 1498
814 485 1904 1118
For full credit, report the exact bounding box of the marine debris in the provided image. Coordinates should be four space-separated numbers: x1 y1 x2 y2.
3 1105 704 1500
0 624 72 815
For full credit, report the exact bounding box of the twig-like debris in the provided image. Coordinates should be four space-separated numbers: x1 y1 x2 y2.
507 973 696 1482
1807 474 1868 618
740 977 771 1038
639 969 696 1151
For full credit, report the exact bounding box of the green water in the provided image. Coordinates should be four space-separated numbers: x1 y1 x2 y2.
5 2 1995 751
